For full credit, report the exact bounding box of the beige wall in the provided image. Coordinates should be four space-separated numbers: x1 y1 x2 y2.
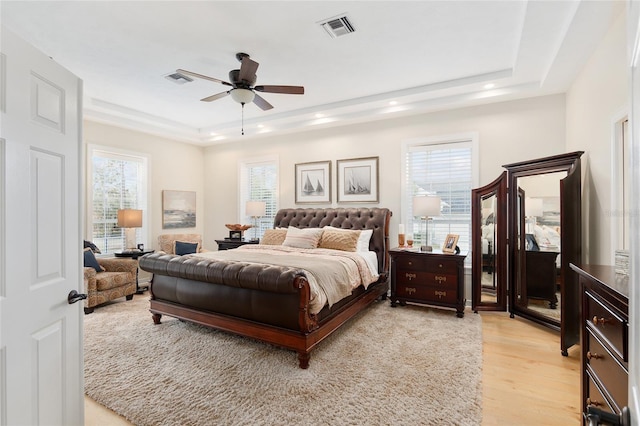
566 12 628 265
203 94 566 248
83 121 205 251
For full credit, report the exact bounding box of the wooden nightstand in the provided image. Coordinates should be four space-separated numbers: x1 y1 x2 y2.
389 248 467 317
215 239 259 251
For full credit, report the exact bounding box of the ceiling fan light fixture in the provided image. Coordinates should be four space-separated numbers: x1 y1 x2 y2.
230 88 255 104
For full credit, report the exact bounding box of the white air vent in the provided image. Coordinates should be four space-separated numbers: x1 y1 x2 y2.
164 72 193 84
320 15 355 38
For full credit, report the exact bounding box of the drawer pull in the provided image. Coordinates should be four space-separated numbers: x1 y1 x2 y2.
434 290 447 298
435 275 447 284
408 261 413 266
592 316 611 326
405 272 417 281
405 287 417 295
438 263 443 268
586 351 603 360
586 398 603 407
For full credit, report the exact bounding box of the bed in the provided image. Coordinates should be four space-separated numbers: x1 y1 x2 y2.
139 207 391 368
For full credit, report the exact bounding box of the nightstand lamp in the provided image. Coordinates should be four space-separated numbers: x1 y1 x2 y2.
246 201 266 241
117 209 143 252
413 195 441 252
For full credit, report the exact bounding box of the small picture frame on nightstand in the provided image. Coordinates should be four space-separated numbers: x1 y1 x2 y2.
229 230 242 240
443 234 459 253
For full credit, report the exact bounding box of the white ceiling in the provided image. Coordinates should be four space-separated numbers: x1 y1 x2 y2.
1 1 623 146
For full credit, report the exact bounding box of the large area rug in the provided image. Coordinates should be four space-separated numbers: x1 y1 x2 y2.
84 295 483 426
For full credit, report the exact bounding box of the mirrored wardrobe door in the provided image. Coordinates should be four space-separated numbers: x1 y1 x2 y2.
472 172 507 312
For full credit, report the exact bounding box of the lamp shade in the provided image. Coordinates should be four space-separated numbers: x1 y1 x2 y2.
413 196 441 218
230 88 256 105
525 198 543 217
117 209 143 228
246 201 266 217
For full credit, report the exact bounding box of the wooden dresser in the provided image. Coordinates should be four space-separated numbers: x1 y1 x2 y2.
390 248 467 317
570 264 629 422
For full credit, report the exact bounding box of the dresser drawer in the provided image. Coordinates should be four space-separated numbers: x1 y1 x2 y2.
586 370 615 414
394 255 458 274
586 332 628 410
395 270 457 289
395 284 457 304
586 291 627 362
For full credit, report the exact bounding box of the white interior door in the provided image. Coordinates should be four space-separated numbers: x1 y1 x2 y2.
0 26 84 425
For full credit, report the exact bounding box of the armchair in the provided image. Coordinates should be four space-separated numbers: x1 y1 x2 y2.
157 233 209 254
83 257 137 314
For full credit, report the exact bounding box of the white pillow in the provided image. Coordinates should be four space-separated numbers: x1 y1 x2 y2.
324 226 373 252
282 226 324 249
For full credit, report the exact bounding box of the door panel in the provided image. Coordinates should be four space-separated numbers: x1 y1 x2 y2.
0 26 83 425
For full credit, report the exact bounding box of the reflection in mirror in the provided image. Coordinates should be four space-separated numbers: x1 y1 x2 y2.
479 194 497 305
514 172 566 325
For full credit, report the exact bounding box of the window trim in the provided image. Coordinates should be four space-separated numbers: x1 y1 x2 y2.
400 132 479 259
238 155 279 239
86 144 150 253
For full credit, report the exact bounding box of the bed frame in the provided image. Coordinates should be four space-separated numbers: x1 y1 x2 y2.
139 207 391 368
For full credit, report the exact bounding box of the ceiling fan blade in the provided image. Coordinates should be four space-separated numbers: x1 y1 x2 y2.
200 91 230 102
253 93 274 111
177 69 232 87
238 57 259 84
254 85 304 95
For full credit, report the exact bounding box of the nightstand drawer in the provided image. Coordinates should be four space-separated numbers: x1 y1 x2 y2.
586 291 627 362
587 332 628 409
395 284 457 304
395 271 457 289
395 256 458 274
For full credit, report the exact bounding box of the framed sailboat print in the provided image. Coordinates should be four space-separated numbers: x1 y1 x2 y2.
295 161 331 204
337 156 379 203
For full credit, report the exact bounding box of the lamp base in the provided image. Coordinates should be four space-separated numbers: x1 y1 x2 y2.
124 228 137 251
420 245 433 252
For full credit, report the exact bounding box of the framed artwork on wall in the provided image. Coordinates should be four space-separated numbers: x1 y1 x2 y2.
337 156 379 203
295 161 331 204
162 190 196 229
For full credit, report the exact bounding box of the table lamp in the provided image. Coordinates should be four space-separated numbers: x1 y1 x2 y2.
246 201 266 241
117 209 143 251
413 195 441 251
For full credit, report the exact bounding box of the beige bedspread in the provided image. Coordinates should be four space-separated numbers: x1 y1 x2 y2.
192 245 378 314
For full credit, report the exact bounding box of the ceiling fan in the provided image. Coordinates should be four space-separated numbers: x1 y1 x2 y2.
177 52 304 134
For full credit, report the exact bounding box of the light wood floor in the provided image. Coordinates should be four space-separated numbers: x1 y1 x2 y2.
85 308 581 425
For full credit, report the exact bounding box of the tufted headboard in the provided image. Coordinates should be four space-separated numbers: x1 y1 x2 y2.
273 208 392 279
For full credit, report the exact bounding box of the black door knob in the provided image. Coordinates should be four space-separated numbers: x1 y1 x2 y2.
67 290 87 304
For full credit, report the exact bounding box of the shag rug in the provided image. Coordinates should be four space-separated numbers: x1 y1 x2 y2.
84 295 483 426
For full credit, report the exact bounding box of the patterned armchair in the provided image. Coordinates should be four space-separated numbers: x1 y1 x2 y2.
157 233 209 254
83 257 137 314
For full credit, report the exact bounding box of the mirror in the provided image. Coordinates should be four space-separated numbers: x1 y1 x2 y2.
472 152 583 355
513 172 566 325
472 172 506 312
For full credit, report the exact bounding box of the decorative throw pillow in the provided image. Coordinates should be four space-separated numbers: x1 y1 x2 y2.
261 229 287 245
83 240 101 254
175 241 199 255
319 229 361 252
324 226 373 252
282 227 324 249
83 247 104 272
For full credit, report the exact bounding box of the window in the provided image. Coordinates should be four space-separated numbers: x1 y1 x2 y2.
239 156 278 240
88 146 148 254
401 135 477 257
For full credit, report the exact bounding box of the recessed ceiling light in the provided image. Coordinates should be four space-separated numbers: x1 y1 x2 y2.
484 83 495 89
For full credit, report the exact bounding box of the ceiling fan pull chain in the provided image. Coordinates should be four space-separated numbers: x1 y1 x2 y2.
241 103 245 135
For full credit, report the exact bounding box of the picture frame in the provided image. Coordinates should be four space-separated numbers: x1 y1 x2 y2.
443 234 459 253
295 161 331 204
162 190 196 229
337 156 379 203
228 230 242 240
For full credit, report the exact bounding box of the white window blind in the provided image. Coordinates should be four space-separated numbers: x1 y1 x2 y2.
403 141 473 254
240 157 278 240
89 147 148 254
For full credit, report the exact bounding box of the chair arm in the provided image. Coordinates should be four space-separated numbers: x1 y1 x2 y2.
84 267 98 292
97 257 138 275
